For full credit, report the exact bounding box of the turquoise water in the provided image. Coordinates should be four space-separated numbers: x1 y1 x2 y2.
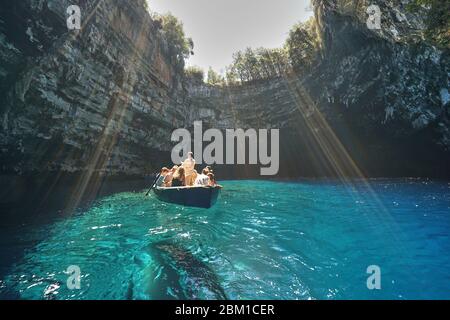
1 179 450 300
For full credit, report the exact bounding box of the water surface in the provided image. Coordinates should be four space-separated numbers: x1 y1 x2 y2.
1 179 449 299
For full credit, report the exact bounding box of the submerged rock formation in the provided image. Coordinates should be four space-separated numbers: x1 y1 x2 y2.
0 0 449 206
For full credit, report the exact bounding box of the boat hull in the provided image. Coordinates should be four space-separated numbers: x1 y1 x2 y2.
153 186 220 209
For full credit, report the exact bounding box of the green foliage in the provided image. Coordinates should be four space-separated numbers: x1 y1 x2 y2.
184 66 204 85
207 67 225 86
151 12 194 70
224 18 321 84
285 18 320 73
147 6 321 86
226 47 289 84
225 65 239 85
407 0 450 48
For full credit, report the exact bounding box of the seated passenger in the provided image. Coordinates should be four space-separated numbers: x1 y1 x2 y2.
164 165 178 187
194 169 210 186
171 167 186 187
204 166 213 174
189 169 198 187
207 173 216 187
156 167 169 187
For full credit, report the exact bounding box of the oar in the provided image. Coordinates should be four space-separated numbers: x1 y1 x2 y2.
145 172 161 196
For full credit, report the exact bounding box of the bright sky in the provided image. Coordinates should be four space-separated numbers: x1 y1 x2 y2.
147 0 313 73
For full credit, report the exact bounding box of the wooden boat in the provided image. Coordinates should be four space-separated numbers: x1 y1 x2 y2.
153 186 221 209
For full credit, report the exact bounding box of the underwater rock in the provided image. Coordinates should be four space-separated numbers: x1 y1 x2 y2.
133 240 227 300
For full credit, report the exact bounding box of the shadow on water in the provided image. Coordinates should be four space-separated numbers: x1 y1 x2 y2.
132 240 227 300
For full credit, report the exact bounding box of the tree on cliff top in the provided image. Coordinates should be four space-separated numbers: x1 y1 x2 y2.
226 47 289 84
206 67 225 86
151 12 194 71
285 19 320 73
185 66 204 85
222 18 320 85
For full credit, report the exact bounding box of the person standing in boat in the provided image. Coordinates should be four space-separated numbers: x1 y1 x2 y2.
181 152 196 186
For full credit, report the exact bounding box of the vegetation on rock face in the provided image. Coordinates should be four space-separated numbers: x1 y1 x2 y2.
151 12 194 71
407 0 450 48
151 0 446 89
225 18 320 84
225 47 289 84
206 67 225 86
184 17 321 86
285 18 321 73
180 0 447 87
184 66 204 85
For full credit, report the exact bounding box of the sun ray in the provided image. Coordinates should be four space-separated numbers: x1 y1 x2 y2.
63 4 155 212
281 72 409 253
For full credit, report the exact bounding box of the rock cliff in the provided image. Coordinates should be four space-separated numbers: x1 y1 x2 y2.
0 0 189 205
1 0 189 176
